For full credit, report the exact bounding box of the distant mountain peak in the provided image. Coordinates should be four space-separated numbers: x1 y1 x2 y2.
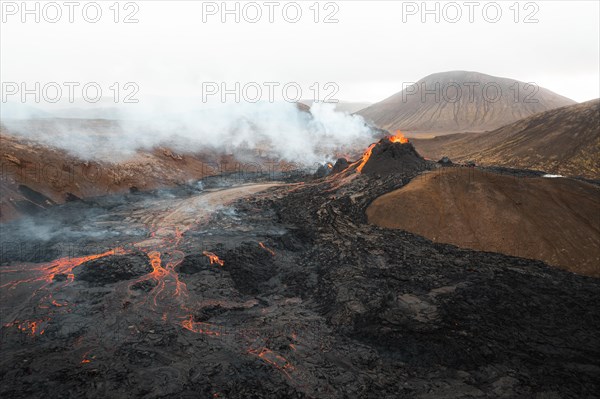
357 71 575 134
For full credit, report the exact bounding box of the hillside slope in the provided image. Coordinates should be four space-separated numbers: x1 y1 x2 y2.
367 168 600 277
412 99 600 179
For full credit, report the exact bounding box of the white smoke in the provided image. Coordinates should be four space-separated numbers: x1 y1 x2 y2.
1 99 376 166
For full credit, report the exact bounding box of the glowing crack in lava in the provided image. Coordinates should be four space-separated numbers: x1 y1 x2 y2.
132 225 189 307
259 242 276 256
136 249 188 307
248 347 297 380
389 130 409 144
181 315 223 336
203 251 225 266
3 318 48 336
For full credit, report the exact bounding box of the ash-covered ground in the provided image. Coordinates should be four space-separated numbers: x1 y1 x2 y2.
1 158 599 398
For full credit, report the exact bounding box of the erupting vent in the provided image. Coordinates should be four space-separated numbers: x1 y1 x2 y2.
353 129 426 175
389 130 409 144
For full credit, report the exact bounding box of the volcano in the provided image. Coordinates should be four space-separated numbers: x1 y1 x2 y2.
354 131 427 175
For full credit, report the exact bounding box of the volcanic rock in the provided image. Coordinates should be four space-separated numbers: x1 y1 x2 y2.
437 156 452 165
331 158 350 174
314 163 333 179
74 253 152 285
223 241 278 295
177 253 217 274
130 279 158 292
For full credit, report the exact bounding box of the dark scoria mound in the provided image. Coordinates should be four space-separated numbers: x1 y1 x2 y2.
360 139 427 175
73 253 152 285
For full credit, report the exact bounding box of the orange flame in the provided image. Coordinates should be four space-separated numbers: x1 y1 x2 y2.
203 251 224 267
389 130 409 144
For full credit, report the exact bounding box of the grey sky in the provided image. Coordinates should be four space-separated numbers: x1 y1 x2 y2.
1 0 599 105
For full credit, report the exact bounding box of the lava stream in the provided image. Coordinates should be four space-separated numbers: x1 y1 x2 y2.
0 247 127 290
259 242 276 256
356 143 376 173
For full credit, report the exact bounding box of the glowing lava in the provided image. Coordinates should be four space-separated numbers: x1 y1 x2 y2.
259 242 275 257
356 143 376 173
248 347 296 380
4 318 48 336
181 315 222 336
389 130 409 144
203 251 225 266
0 247 127 290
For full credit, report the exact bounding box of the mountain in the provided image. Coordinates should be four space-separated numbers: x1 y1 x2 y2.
412 99 600 179
357 71 576 135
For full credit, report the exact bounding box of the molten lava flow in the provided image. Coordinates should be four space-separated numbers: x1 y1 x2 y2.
181 315 222 336
135 249 189 307
0 247 127 290
389 130 409 144
356 143 376 173
51 299 67 307
248 347 296 380
259 242 275 257
203 251 224 267
4 318 48 336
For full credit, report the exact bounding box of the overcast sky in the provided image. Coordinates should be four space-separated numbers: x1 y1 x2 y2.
1 0 599 106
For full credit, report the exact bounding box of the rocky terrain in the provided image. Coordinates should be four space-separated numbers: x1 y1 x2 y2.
412 99 600 179
357 71 575 135
1 140 599 398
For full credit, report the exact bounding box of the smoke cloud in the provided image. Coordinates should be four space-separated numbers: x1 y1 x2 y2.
1 100 377 166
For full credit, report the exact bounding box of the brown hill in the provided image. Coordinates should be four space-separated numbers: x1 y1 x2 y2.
357 71 575 135
367 168 600 277
412 99 600 179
